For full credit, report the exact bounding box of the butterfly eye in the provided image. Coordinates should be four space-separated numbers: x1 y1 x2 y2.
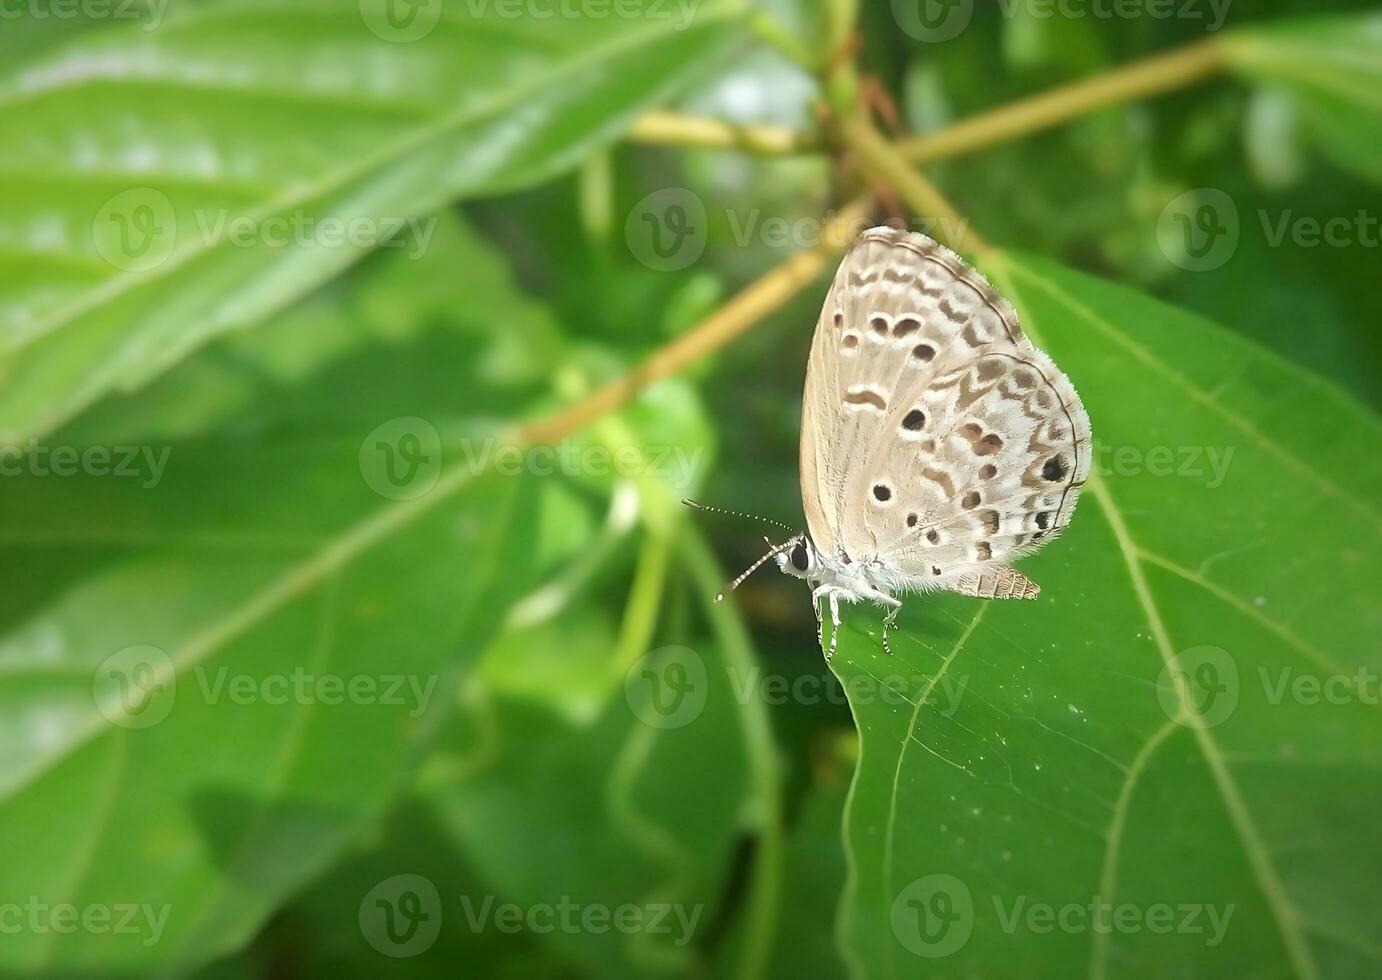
790 540 810 572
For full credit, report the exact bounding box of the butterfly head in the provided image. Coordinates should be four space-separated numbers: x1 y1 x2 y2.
775 533 818 581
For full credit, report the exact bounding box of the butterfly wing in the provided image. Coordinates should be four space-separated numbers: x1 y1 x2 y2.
800 226 1090 597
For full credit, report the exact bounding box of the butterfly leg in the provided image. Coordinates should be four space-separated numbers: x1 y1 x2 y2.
855 587 901 656
827 591 843 662
810 584 828 650
881 603 901 656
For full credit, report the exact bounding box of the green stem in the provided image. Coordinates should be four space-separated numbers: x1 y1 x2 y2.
681 531 784 980
750 11 820 70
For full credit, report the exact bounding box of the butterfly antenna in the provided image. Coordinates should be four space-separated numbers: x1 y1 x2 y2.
682 498 795 534
714 540 794 603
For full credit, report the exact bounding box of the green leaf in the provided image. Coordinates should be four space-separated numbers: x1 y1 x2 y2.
0 441 543 975
0 0 748 440
62 210 564 446
0 213 574 974
425 652 754 978
201 800 573 979
832 254 1382 979
1226 14 1382 185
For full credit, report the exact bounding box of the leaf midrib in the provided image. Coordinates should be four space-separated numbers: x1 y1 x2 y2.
1 460 484 804
996 258 1322 980
2 6 741 364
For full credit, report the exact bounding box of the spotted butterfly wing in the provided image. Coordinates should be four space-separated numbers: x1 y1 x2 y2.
800 227 1090 598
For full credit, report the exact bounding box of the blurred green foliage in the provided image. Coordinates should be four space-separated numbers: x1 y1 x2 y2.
0 1 1378 978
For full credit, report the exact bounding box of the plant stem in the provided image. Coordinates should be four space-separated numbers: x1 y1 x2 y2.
837 114 988 255
517 195 872 447
627 110 820 155
749 10 819 70
680 530 784 980
900 37 1227 164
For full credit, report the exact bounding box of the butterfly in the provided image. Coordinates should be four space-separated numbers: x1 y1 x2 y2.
691 226 1091 660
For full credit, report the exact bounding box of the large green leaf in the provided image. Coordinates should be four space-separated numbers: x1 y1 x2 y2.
1226 14 1382 184
0 217 573 974
833 253 1382 979
0 0 747 440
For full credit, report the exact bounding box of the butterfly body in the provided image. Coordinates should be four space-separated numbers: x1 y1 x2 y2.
784 226 1090 659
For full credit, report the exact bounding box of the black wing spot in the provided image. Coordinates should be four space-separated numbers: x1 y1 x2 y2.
1035 511 1051 530
906 513 918 528
1042 455 1069 482
902 409 926 431
873 483 892 502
